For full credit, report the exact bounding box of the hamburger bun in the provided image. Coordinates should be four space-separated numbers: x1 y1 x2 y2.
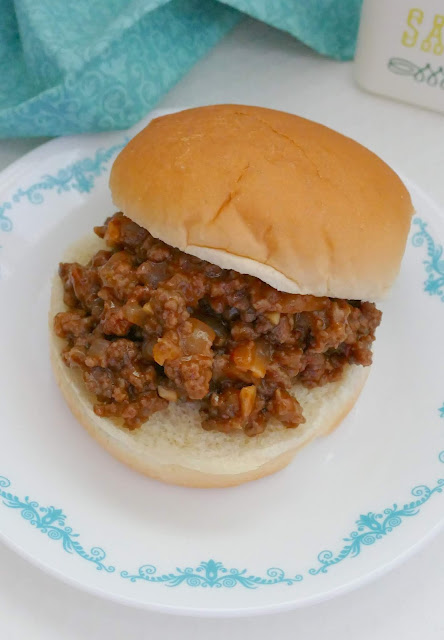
50 106 412 488
110 104 413 301
50 234 368 488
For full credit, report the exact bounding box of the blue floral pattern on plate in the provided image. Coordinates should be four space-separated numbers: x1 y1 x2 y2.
309 481 444 575
0 140 126 232
1 463 443 587
0 476 114 572
121 560 303 588
411 217 444 302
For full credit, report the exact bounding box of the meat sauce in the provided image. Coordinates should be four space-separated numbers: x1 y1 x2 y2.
54 213 381 436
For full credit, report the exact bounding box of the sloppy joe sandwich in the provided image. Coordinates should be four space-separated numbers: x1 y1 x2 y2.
50 105 413 487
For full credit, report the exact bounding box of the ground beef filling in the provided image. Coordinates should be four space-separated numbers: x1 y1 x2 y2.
54 213 382 436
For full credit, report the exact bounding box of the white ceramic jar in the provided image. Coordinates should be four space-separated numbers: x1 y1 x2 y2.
354 0 444 113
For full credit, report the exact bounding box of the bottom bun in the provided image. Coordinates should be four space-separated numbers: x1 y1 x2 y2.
49 235 370 488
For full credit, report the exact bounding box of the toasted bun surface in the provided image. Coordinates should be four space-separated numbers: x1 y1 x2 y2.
110 104 413 301
50 235 369 488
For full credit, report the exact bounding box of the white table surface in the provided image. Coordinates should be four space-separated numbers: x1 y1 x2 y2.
1 18 443 639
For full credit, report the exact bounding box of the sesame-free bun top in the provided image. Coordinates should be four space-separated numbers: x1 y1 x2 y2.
110 105 413 301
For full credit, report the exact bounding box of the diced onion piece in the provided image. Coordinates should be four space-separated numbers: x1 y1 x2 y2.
86 338 109 358
240 385 257 417
153 337 181 366
142 302 154 315
141 337 157 360
123 301 147 326
231 341 268 378
264 312 281 326
231 341 255 371
181 318 216 355
189 317 216 341
250 350 268 378
158 386 178 402
105 217 121 245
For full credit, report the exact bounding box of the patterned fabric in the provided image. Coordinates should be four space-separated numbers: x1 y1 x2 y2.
0 0 363 138
220 0 363 60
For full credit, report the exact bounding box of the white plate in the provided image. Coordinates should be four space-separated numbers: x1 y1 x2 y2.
0 109 443 617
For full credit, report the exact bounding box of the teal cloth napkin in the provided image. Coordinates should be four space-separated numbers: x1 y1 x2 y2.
0 0 362 138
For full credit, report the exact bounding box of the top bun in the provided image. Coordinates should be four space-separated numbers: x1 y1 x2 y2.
110 105 413 301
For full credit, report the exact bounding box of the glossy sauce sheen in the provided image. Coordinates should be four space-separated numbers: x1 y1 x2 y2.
54 214 382 436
